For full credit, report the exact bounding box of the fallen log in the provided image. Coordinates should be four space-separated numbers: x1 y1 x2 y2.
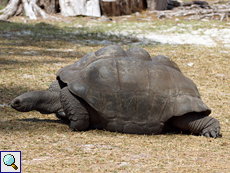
156 0 230 21
100 0 147 16
182 1 209 8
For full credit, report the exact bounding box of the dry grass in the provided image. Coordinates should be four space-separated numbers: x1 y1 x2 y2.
0 14 230 172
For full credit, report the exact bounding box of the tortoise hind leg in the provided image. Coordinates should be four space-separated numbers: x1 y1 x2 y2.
60 87 89 131
169 112 221 138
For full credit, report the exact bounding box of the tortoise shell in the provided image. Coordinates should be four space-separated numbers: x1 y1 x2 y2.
57 46 210 134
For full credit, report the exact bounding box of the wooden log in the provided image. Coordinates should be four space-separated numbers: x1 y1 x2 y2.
182 1 209 8
167 0 181 10
100 0 147 16
147 0 167 11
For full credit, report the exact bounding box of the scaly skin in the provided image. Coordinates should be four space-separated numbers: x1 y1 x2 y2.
49 80 67 119
170 112 221 138
49 80 67 92
60 87 89 131
11 91 62 114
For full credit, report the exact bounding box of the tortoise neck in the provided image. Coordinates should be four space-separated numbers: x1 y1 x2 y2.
32 91 62 114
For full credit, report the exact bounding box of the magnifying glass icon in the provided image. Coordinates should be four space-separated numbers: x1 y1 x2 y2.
3 154 18 170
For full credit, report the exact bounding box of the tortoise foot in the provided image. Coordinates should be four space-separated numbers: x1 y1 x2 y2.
200 119 221 138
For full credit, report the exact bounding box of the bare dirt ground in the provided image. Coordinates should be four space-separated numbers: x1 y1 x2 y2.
0 9 230 172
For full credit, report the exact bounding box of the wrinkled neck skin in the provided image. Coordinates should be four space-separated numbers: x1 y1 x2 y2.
11 91 62 114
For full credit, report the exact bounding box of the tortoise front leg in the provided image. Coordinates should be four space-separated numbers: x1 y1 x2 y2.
49 80 68 120
170 112 221 138
60 87 89 131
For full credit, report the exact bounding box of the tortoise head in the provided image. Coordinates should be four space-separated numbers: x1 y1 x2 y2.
11 92 39 112
11 91 62 114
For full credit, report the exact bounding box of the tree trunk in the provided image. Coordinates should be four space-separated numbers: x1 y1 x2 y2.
23 0 50 19
147 0 167 11
59 0 101 17
0 0 21 20
37 0 57 14
0 0 10 7
0 0 58 20
100 0 147 16
0 0 168 20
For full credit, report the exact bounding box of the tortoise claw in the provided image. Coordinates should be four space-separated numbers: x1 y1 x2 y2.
204 132 210 138
217 133 222 138
210 131 216 138
217 127 220 135
55 111 67 120
199 117 221 138
201 129 222 138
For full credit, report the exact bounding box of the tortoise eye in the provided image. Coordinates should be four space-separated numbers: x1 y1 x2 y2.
14 99 20 105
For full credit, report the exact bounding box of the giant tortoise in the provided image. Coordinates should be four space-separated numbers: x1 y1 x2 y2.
11 45 221 138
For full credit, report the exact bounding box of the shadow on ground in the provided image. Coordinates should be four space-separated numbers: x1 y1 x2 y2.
19 117 69 125
0 112 70 133
0 47 86 60
0 21 127 49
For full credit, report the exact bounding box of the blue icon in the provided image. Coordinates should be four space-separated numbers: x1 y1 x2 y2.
1 151 21 173
3 154 18 170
